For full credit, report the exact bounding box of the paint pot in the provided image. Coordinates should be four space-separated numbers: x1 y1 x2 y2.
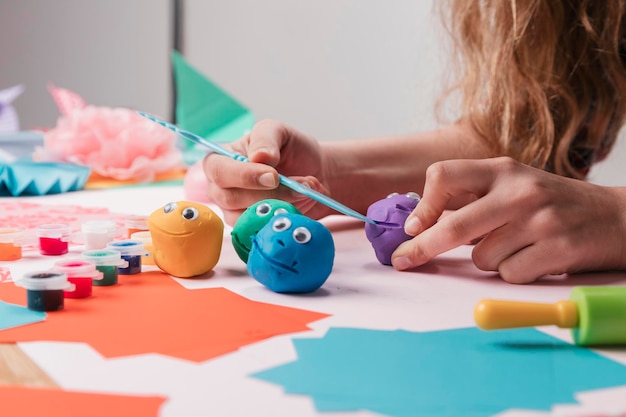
81 249 129 286
125 214 149 238
36 223 71 256
15 271 74 312
53 259 103 299
81 220 117 250
0 228 25 261
129 231 155 265
106 240 146 275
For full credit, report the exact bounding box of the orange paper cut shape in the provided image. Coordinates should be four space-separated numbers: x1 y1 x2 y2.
0 386 165 417
0 273 328 362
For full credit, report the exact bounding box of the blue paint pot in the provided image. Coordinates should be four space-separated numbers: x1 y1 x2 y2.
106 240 147 275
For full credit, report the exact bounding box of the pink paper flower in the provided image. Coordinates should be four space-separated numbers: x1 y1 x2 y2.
36 106 184 182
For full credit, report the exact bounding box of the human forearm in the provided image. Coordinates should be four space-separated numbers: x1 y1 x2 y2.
320 123 489 214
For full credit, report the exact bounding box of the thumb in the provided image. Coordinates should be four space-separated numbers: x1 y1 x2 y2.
246 128 285 167
245 119 295 167
248 143 280 167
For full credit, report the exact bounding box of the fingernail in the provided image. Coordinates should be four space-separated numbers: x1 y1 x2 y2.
258 172 277 188
404 216 421 235
392 256 412 271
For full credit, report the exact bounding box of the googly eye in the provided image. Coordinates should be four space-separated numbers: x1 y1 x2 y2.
163 202 177 213
256 203 272 216
386 192 399 198
181 207 199 220
405 192 421 201
272 217 292 232
292 227 311 244
274 208 288 215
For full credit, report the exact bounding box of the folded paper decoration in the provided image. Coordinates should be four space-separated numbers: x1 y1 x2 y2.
0 160 90 197
35 85 184 185
172 51 255 165
47 83 87 116
0 85 24 134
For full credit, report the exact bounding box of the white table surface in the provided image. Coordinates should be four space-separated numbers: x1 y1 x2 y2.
2 184 626 417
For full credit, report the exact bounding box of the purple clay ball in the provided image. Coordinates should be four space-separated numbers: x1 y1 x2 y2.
364 192 421 265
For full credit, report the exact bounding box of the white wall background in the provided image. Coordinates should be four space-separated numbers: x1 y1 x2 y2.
183 0 447 141
0 0 622 185
0 0 172 129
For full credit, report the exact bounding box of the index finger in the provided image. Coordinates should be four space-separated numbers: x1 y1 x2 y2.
392 196 510 269
405 159 497 236
203 153 278 190
393 158 515 269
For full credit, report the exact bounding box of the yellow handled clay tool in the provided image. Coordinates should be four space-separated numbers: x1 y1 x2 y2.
474 286 626 346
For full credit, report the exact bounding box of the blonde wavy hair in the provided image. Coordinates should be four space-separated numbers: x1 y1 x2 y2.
441 0 626 178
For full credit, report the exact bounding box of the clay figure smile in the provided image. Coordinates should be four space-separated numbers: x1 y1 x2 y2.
149 223 195 238
247 213 335 293
147 201 224 278
231 199 301 263
251 238 299 275
365 192 421 265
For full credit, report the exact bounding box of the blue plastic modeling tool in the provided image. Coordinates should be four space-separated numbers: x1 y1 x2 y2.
138 112 383 225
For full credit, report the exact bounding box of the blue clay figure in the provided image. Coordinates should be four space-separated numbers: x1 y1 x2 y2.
247 213 334 293
365 192 421 265
231 199 301 263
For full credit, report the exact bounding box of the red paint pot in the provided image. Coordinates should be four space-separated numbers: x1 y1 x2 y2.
36 223 71 256
53 259 103 299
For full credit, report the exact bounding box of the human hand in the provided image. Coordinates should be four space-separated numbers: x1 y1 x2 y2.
391 157 626 283
203 119 332 225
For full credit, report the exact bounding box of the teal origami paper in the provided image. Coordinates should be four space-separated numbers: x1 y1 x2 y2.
253 327 626 417
0 123 89 197
172 51 255 165
0 300 46 331
0 160 90 197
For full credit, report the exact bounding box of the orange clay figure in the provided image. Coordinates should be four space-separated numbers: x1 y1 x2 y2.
147 201 224 278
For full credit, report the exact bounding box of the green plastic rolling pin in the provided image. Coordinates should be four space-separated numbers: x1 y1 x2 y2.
474 286 626 346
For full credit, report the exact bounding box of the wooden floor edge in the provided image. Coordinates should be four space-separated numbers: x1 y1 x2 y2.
0 343 58 388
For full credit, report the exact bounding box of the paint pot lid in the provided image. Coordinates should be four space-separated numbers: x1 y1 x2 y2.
130 231 152 243
0 227 25 243
125 214 148 229
53 259 100 278
36 223 71 238
106 239 146 256
81 220 117 234
16 271 71 290
81 249 128 266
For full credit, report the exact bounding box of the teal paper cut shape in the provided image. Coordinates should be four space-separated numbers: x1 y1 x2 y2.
0 300 46 331
252 327 626 417
172 51 255 165
0 161 90 196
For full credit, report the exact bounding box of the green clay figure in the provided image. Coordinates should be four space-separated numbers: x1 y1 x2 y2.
231 199 301 263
